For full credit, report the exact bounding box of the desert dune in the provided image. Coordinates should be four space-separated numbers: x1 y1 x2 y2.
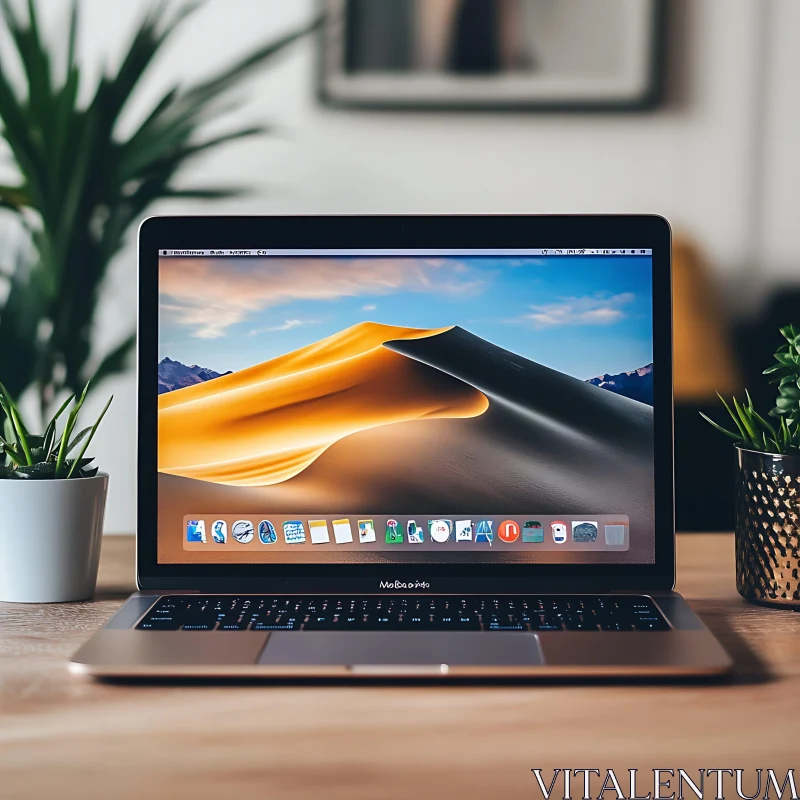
158 322 489 485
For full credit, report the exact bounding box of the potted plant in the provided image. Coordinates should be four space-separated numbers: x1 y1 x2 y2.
0 384 112 603
701 324 800 608
0 1 312 417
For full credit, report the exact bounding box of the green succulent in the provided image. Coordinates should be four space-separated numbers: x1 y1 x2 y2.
0 382 111 479
764 324 800 424
0 0 313 423
701 324 800 454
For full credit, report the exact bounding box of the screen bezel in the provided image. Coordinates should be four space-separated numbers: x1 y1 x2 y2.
139 215 674 592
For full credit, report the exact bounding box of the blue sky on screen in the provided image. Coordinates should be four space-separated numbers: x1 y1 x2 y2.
158 256 653 380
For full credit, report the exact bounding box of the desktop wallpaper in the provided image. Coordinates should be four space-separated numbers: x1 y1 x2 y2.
157 254 655 564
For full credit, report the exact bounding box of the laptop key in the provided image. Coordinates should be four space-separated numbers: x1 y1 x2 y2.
218 620 250 630
487 624 526 631
565 622 600 631
251 622 302 630
137 620 181 630
529 620 563 631
635 620 669 631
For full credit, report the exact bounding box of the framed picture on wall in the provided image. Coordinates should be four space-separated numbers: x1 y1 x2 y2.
317 0 665 111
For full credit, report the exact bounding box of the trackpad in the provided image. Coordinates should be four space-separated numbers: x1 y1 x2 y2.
259 631 544 668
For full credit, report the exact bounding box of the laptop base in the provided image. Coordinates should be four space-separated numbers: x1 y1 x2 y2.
69 592 732 679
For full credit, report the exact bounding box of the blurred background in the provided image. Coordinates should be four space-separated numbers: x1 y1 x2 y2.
0 0 798 534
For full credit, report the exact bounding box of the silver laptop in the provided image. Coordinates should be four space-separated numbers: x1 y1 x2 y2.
71 215 732 679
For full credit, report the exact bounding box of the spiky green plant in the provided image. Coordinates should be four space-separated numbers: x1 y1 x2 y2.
0 0 312 424
701 324 800 454
0 381 111 479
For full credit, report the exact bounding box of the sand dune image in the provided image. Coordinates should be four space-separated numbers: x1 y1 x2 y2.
158 322 489 485
158 324 655 564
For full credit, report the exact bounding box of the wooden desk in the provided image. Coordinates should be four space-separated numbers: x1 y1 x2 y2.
0 534 797 800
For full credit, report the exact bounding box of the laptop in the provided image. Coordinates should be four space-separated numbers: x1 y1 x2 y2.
70 215 732 678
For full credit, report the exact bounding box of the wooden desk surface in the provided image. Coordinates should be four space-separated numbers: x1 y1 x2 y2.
0 534 797 800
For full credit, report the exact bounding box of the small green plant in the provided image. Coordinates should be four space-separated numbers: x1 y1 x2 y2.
701 324 800 454
0 383 111 479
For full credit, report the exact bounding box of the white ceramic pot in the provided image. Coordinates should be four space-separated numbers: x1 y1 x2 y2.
0 474 108 603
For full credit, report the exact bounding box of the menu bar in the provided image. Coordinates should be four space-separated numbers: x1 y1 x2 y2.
159 248 652 257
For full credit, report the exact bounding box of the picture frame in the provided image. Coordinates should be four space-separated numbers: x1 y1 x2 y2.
317 0 665 111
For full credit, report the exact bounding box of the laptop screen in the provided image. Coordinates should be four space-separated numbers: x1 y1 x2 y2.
157 249 654 565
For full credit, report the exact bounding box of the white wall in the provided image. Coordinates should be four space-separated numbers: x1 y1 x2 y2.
759 0 800 282
14 0 799 532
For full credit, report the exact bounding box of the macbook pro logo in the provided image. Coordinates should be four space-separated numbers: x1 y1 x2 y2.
379 580 431 590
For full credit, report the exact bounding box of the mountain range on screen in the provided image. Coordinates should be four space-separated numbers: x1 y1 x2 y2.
157 357 231 394
586 363 653 405
158 351 654 405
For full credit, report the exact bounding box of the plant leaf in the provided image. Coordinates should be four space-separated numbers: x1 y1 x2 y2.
66 395 111 478
65 426 91 455
156 187 248 200
1 442 25 466
64 456 94 472
54 382 90 478
733 396 759 443
718 395 748 442
763 364 786 375
779 384 800 400
2 417 14 444
119 125 265 185
42 392 76 457
83 333 136 389
749 406 777 439
0 183 29 211
180 22 317 109
774 353 797 367
12 461 57 479
0 381 32 464
699 412 742 442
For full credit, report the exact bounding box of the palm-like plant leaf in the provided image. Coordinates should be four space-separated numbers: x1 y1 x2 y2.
0 0 313 422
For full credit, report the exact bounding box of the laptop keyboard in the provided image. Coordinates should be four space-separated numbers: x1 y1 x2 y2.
135 595 670 632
